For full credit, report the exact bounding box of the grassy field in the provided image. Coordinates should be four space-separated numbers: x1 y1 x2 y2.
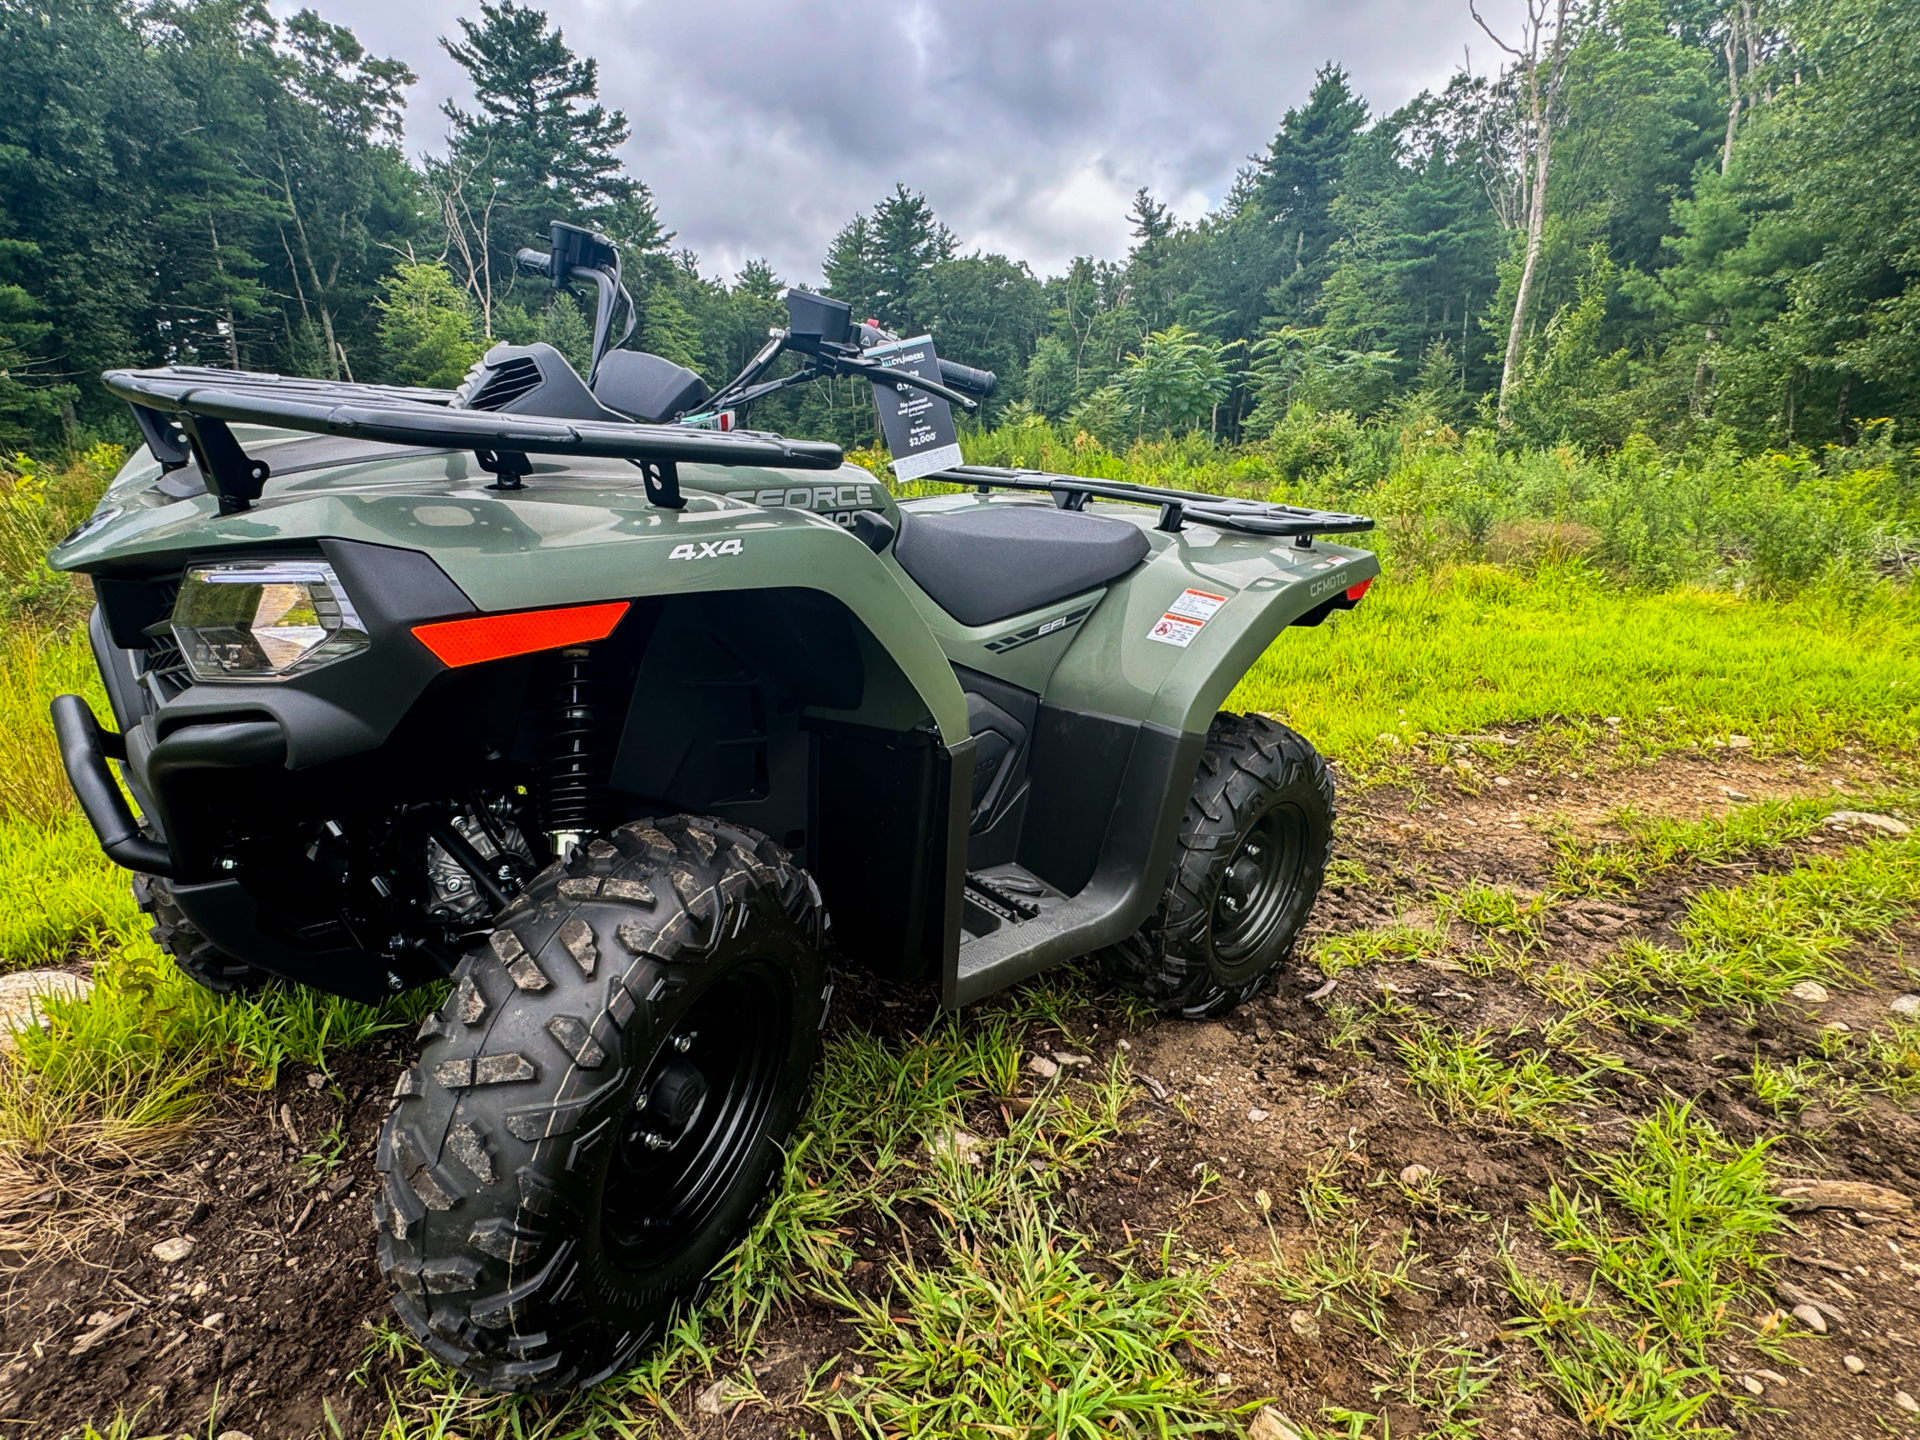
0 434 1917 1438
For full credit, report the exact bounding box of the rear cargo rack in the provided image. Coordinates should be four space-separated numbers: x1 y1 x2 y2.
103 366 844 515
929 464 1374 545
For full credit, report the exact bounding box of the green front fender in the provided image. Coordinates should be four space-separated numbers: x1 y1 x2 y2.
52 446 969 745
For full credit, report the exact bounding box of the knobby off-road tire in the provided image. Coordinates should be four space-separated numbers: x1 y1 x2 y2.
375 814 828 1393
1097 713 1333 1018
130 874 268 995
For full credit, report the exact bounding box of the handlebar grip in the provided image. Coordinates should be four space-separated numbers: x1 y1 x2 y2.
938 359 997 399
515 248 553 278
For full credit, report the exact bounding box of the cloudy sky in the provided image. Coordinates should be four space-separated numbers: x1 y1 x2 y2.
286 0 1521 286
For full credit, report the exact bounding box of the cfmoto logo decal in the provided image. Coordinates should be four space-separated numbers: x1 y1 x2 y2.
1307 571 1351 598
668 538 745 561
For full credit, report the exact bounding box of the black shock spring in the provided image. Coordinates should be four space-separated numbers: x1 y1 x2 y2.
541 646 607 846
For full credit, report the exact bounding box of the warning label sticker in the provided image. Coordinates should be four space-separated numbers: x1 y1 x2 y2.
1148 588 1229 647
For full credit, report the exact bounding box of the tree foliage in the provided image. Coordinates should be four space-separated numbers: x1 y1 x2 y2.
1 0 1916 460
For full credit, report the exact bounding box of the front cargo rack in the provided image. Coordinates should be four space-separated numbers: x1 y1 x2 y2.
103 365 844 516
928 464 1374 545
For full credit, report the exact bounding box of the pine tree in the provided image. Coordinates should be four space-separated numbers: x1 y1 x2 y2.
437 0 637 326
1255 64 1371 323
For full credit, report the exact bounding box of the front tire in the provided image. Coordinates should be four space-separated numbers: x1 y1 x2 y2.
1096 713 1333 1017
132 874 268 995
374 814 828 1393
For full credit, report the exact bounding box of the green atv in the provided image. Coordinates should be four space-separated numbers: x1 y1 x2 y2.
49 221 1377 1391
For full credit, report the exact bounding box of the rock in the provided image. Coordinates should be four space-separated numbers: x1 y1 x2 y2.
1823 1021 1852 1035
1740 1374 1764 1395
1791 981 1831 1003
1896 1391 1919 1415
695 1377 749 1416
1248 1408 1306 1440
67 1309 134 1357
0 970 92 1052
1825 811 1911 836
1843 1354 1866 1374
151 1236 197 1265
1753 1369 1789 1385
215 1433 255 1440
1052 1052 1093 1068
1246 1107 1269 1122
1725 789 1752 803
1026 1055 1059 1080
1288 1309 1320 1340
1400 1164 1433 1187
1892 995 1920 1019
927 1128 986 1167
1777 1179 1912 1213
1791 1304 1829 1334
1728 734 1753 749
1778 1280 1846 1327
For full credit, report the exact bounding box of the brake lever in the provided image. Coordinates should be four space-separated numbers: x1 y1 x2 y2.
825 353 978 411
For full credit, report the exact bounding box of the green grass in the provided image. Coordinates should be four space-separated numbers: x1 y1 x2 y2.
1549 796 1862 897
1506 1106 1786 1440
1228 563 1920 768
0 814 144 968
1595 835 1920 1012
1397 1025 1608 1135
822 1190 1228 1438
1266 1223 1426 1345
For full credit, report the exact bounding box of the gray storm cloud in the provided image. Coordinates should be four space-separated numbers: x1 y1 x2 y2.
277 0 1519 284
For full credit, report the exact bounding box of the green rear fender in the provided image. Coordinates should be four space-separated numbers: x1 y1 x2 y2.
1045 521 1380 733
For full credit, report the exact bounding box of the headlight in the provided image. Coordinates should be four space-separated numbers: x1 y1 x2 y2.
170 560 369 681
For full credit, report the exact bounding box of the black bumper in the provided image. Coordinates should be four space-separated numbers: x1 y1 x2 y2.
51 694 177 877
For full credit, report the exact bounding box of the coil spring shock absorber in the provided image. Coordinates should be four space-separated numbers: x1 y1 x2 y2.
542 646 606 860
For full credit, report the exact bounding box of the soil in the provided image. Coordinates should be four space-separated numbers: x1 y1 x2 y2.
4 740 1917 1439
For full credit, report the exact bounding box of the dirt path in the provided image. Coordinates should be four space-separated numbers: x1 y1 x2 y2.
3 741 1916 1439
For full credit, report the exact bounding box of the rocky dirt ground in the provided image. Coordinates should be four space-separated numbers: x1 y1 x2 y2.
4 738 1918 1439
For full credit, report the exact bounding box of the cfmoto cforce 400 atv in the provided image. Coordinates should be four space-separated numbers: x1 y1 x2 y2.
49 222 1378 1391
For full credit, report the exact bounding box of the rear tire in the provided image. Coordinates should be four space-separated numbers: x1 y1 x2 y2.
1096 713 1333 1018
374 814 828 1393
131 874 268 995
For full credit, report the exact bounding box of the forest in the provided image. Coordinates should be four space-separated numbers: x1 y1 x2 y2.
4 4 1920 1437
2 0 1917 466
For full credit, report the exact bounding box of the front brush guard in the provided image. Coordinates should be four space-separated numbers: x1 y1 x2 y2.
51 694 174 877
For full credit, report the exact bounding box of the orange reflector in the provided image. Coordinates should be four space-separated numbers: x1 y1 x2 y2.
412 601 630 668
1345 577 1374 602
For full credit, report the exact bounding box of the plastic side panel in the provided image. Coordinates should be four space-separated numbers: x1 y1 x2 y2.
53 457 968 748
1044 527 1380 733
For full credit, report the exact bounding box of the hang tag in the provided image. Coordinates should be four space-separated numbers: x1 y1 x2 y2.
867 335 963 482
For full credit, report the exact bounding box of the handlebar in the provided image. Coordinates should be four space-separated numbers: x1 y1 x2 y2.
515 248 553 278
938 359 997 400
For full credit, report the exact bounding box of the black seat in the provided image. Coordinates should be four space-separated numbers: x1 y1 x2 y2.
893 504 1151 627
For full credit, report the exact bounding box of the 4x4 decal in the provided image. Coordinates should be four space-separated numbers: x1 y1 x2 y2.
983 603 1094 653
668 538 745 561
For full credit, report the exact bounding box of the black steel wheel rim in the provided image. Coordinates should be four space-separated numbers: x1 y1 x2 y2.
1211 803 1309 967
602 960 789 1273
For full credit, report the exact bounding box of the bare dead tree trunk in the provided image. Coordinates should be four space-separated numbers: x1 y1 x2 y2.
433 153 499 339
1721 0 1755 173
205 206 240 370
1475 0 1574 424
